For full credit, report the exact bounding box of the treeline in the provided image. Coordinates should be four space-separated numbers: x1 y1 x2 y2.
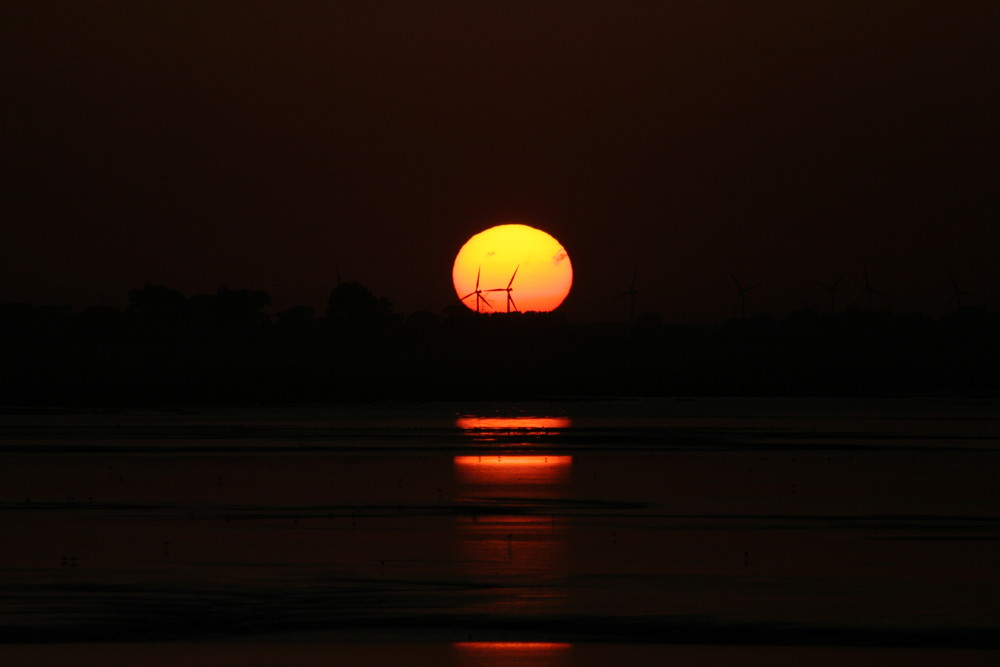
1 283 998 405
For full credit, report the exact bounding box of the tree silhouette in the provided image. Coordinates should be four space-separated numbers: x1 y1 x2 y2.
326 282 396 332
190 286 271 333
277 305 316 329
127 283 187 322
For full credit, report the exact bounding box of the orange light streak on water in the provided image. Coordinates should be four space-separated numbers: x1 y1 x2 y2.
455 416 571 431
454 641 573 667
453 455 572 487
454 455 572 467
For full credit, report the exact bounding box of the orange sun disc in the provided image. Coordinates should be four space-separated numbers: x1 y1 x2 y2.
452 224 573 313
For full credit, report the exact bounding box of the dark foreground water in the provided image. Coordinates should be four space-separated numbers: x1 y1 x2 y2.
1 397 998 664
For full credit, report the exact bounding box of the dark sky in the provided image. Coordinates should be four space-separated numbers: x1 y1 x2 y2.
3 1 999 322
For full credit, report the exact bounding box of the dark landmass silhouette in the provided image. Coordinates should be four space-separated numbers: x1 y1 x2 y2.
2 282 998 406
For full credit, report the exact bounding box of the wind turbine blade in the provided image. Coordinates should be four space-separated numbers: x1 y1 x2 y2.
948 268 960 290
475 266 481 291
730 272 742 290
507 265 519 289
461 291 477 301
508 294 518 312
833 272 846 288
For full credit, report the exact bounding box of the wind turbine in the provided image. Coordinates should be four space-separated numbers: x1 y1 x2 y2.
949 269 974 309
730 272 757 320
853 261 885 310
460 266 494 313
815 271 846 315
485 265 519 313
614 268 641 322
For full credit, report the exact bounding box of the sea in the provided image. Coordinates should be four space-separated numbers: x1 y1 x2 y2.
1 396 998 665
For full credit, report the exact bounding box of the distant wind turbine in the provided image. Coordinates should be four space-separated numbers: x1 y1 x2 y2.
949 269 974 309
730 272 757 320
815 271 846 315
614 269 641 322
460 266 494 313
485 265 519 313
852 261 885 310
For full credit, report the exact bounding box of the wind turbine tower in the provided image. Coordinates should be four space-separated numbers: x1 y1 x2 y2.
730 272 757 320
853 261 885 310
460 266 494 313
949 269 974 309
614 269 641 322
816 272 846 315
486 265 520 313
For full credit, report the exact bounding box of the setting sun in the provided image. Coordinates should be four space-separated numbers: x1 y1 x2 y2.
453 224 572 313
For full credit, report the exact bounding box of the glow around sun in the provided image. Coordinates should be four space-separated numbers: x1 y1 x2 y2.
453 224 572 313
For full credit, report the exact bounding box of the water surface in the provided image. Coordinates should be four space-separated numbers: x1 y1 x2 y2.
2 397 998 662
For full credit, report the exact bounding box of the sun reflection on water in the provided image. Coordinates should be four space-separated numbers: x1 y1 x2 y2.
454 455 572 487
455 415 571 441
454 415 572 621
453 642 572 666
